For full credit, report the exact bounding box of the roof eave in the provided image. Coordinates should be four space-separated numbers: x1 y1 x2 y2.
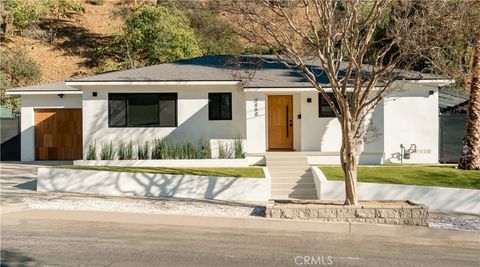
399 79 455 86
5 90 82 96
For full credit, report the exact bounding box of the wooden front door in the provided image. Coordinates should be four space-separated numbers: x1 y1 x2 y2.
34 109 82 160
268 95 293 150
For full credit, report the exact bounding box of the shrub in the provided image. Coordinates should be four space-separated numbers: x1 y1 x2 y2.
108 5 202 68
137 141 149 160
218 142 226 159
117 141 133 160
0 48 41 113
181 139 199 159
100 141 115 160
4 0 84 29
152 138 180 159
200 137 211 159
218 141 233 159
86 0 104 5
169 141 181 159
86 141 97 160
234 137 245 159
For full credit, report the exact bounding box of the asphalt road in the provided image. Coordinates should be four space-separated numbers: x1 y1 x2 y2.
2 216 479 267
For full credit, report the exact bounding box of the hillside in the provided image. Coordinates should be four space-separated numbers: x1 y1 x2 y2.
2 0 123 83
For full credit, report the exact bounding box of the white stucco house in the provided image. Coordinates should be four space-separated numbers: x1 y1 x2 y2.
7 55 452 164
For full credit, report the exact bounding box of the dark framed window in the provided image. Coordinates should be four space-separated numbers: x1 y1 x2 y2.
318 93 352 118
208 93 232 120
108 93 177 127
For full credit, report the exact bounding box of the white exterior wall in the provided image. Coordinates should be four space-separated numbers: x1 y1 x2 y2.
20 94 82 161
300 92 342 151
81 85 246 158
299 92 384 153
18 82 439 164
245 92 266 153
383 85 439 163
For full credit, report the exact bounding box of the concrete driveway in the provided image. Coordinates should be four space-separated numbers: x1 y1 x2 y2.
0 161 70 209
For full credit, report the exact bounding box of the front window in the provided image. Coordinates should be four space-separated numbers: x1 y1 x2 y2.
108 93 177 127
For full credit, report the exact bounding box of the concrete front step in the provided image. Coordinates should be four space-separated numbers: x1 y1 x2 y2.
271 194 318 200
271 188 317 195
267 166 311 171
271 183 316 190
267 154 316 200
271 179 315 185
268 162 309 166
268 171 311 176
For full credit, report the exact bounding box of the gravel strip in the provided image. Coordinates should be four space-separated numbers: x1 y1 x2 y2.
23 197 266 217
23 197 479 231
429 213 480 232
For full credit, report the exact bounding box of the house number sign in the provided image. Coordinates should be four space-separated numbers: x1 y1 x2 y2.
254 98 258 117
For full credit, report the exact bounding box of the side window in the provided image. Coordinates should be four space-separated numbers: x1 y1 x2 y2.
318 92 337 117
208 93 232 120
318 92 352 117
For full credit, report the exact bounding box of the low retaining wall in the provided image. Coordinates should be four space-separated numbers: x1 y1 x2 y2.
73 157 265 168
37 167 271 201
266 200 429 226
312 167 480 214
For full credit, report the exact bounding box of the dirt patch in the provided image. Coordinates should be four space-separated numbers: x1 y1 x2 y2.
2 0 126 82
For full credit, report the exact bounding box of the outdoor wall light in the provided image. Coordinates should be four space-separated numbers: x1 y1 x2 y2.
307 98 312 103
58 94 64 98
92 92 98 97
429 90 434 95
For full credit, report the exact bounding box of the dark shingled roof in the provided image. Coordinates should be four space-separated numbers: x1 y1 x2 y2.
68 55 447 88
439 87 469 110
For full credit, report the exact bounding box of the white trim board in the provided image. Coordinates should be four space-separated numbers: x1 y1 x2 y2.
6 91 81 95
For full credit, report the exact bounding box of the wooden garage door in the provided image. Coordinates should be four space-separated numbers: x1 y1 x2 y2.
35 109 82 160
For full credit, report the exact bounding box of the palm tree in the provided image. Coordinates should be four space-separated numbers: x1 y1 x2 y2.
459 32 480 170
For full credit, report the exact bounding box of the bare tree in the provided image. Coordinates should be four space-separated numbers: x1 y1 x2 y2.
220 0 428 205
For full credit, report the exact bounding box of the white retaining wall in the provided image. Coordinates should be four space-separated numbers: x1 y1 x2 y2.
73 157 265 168
37 167 271 201
312 167 480 213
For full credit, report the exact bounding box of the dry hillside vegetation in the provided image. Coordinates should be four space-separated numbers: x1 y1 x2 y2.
1 0 124 83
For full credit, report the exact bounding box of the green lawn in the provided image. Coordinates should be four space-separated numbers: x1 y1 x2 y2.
319 166 480 189
57 165 265 178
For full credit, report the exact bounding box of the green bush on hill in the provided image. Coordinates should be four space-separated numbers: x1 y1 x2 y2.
110 5 202 68
0 48 41 113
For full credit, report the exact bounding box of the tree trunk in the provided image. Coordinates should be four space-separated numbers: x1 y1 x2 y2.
340 118 359 205
459 33 480 170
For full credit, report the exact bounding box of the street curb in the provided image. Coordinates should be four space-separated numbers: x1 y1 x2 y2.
3 209 479 242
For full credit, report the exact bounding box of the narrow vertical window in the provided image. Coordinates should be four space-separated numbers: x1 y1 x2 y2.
209 93 232 120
